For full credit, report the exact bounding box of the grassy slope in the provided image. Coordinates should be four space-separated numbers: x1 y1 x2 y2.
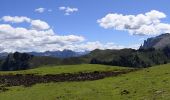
0 64 126 75
0 64 170 100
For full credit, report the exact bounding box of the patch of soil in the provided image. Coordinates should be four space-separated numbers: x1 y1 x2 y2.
0 69 138 87
120 90 130 95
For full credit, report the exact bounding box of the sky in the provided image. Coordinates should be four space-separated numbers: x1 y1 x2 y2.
0 0 170 52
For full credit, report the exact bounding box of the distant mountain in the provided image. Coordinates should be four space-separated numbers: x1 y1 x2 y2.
28 50 89 58
0 50 89 59
140 33 170 49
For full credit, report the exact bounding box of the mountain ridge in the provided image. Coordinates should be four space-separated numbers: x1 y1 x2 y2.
140 33 170 49
0 50 89 59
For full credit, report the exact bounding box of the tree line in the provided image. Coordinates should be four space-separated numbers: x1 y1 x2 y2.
90 47 170 68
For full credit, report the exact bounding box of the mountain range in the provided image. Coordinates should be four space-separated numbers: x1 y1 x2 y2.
0 50 89 59
28 50 89 58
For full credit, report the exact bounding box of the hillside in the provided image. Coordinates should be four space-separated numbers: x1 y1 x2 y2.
0 64 170 99
0 64 127 75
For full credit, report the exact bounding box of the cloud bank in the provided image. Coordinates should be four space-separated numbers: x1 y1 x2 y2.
0 16 85 52
0 23 85 52
97 10 170 35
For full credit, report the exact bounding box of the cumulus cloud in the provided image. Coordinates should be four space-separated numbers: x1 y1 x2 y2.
0 22 138 52
97 10 170 35
1 16 50 30
0 24 85 52
1 16 31 23
59 6 78 15
31 20 50 30
73 42 124 51
35 8 45 13
65 41 140 52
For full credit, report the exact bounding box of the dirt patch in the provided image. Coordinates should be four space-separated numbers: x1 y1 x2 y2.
0 69 138 87
120 90 130 95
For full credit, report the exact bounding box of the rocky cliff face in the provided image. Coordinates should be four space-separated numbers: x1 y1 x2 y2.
140 33 170 49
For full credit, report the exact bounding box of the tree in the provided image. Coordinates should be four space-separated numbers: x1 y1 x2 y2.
0 52 33 71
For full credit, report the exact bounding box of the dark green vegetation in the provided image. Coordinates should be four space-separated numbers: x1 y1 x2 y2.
1 46 170 70
0 64 170 100
90 47 170 67
0 52 33 71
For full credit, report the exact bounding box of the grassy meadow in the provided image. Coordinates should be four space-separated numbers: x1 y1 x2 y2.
0 64 127 75
0 64 170 100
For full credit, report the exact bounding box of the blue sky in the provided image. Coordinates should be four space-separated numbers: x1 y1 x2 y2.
0 0 170 52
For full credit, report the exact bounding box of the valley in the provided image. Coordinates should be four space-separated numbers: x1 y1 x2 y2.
0 1 170 99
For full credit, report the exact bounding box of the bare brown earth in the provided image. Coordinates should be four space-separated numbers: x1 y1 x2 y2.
0 69 138 87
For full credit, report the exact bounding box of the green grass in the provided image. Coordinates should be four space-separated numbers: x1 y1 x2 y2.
1 64 170 100
0 64 127 75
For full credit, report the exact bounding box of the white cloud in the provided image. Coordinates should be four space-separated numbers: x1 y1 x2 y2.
139 38 145 41
35 8 45 13
66 41 140 52
1 16 31 23
1 16 50 30
59 7 66 10
97 10 170 35
74 41 124 51
31 20 50 30
0 22 138 52
0 24 85 52
59 6 78 15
